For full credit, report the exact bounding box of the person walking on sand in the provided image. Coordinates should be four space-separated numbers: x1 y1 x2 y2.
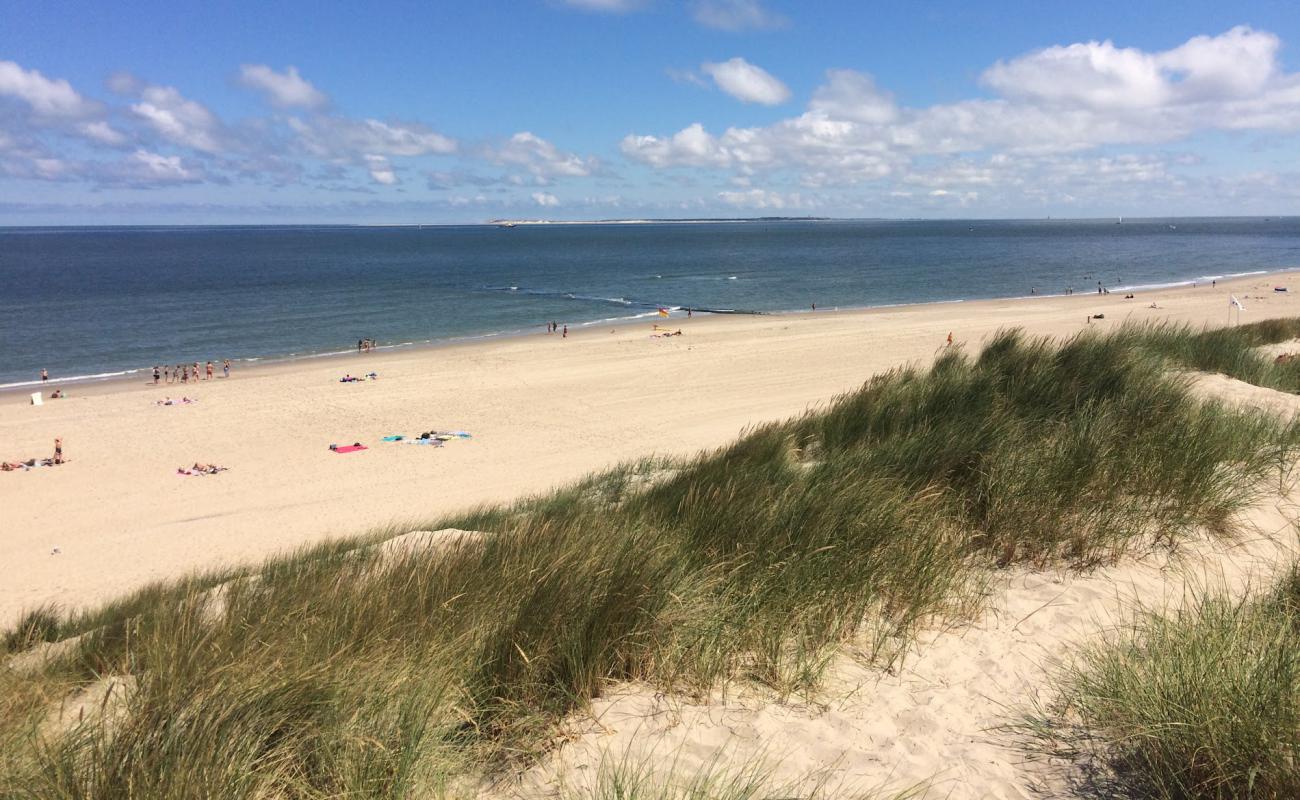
53 438 63 465
164 365 171 383
41 368 48 383
946 332 953 347
223 359 230 378
206 361 214 380
562 324 568 338
153 365 161 384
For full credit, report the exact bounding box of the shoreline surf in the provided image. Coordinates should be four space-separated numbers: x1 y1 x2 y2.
5 266 1293 396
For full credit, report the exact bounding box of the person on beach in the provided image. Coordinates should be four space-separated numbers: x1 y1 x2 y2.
206 361 214 380
947 332 953 347
562 325 568 338
41 368 48 382
153 366 161 384
53 438 63 465
223 359 230 378
193 362 200 381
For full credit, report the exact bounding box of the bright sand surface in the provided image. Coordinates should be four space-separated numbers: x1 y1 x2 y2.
2 272 1299 625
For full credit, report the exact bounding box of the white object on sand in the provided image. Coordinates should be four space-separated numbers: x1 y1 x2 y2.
31 392 42 406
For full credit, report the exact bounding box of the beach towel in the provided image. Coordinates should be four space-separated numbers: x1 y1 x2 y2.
408 439 443 446
332 445 367 453
381 435 404 442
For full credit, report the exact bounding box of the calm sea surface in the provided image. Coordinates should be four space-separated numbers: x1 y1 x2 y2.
2 217 1299 388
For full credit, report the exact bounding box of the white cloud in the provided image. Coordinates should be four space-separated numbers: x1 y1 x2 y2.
626 26 1300 198
560 0 647 11
621 123 734 168
532 191 560 206
129 149 199 182
485 132 598 180
363 154 398 185
291 116 456 158
982 25 1280 110
130 84 225 153
76 120 127 145
691 0 786 31
238 64 328 109
702 58 791 105
809 69 897 124
0 60 100 117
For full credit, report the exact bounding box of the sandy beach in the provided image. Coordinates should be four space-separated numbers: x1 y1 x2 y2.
3 272 1298 625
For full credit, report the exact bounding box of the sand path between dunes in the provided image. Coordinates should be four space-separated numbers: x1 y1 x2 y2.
2 273 1298 625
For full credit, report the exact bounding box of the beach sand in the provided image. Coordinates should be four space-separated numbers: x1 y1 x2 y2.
2 272 1298 625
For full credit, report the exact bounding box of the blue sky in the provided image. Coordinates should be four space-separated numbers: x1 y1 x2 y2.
2 0 1299 223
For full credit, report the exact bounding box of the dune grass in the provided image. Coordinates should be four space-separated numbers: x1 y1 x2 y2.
1123 316 1300 392
2 325 1298 798
1038 567 1300 799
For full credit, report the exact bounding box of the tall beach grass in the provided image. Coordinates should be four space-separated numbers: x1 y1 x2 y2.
1037 567 1300 799
3 324 1299 798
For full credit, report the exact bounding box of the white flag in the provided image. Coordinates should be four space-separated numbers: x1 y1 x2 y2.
1231 295 1245 311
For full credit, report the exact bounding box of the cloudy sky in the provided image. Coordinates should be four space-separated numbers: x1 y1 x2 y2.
2 0 1299 223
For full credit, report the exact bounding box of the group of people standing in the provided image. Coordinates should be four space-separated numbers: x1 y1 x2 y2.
153 360 230 384
545 321 568 337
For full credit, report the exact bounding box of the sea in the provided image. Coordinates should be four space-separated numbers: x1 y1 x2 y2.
2 217 1299 389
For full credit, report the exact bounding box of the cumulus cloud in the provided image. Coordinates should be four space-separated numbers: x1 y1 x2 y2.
691 0 786 31
701 58 791 105
76 120 128 145
808 70 897 124
290 116 456 159
127 149 201 183
130 84 226 153
238 64 328 109
532 191 560 206
626 26 1300 197
484 132 598 181
983 25 1279 110
363 154 398 185
0 60 100 118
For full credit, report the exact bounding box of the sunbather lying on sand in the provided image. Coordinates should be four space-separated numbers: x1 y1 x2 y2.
3 457 61 471
177 463 229 476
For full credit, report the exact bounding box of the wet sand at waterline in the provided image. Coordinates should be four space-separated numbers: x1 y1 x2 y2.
2 272 1297 625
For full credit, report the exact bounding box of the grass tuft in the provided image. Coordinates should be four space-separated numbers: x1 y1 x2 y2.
1036 568 1300 798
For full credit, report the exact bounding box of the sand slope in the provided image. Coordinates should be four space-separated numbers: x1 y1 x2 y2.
498 494 1299 799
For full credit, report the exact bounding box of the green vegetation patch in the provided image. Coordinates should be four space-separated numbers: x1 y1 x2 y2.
3 325 1298 798
1037 567 1300 799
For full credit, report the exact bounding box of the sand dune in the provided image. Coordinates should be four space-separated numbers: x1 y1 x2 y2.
497 495 1299 799
2 272 1298 625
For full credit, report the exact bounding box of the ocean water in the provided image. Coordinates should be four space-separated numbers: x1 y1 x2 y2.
2 217 1299 388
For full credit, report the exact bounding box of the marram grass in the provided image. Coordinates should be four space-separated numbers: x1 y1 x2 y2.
1035 567 1300 799
2 323 1298 798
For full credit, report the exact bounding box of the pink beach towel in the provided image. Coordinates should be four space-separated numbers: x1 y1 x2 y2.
332 445 367 453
